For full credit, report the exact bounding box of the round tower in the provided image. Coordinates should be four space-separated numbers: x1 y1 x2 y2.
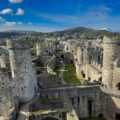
36 41 44 56
76 46 83 78
0 52 6 69
83 41 92 80
6 37 37 102
102 36 120 88
77 46 83 64
83 47 90 64
83 41 92 64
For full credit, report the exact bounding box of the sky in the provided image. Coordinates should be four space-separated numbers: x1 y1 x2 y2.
0 0 120 32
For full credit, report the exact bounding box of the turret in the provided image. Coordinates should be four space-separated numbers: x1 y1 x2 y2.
6 37 37 102
83 41 91 64
76 46 83 78
36 41 44 56
0 52 7 69
77 46 83 64
83 42 91 80
102 36 120 88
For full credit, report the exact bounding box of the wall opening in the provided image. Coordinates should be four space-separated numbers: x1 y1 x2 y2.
77 96 80 104
88 77 91 81
98 113 103 118
61 55 64 60
71 59 73 64
62 112 67 120
81 71 85 78
98 77 102 82
98 55 100 63
88 99 92 118
115 113 120 120
116 83 120 90
71 97 74 105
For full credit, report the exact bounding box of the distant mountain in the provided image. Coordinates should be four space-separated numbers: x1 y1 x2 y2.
0 27 120 42
52 26 120 39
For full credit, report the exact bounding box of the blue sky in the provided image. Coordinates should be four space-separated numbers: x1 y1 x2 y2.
0 0 120 32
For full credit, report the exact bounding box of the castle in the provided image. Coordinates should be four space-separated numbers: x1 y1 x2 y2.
0 36 120 120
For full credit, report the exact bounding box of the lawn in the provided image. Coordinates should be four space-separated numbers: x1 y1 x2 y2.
63 64 82 84
53 67 60 75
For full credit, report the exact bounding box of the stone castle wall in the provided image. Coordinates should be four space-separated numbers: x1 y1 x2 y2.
39 86 106 119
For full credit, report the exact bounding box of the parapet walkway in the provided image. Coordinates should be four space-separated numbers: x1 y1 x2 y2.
39 85 100 91
100 86 120 98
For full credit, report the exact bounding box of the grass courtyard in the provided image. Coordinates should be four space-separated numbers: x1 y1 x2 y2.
63 64 82 84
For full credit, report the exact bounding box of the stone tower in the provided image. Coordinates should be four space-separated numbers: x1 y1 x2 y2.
6 37 37 102
102 36 120 88
36 41 44 56
83 47 90 64
77 46 83 65
76 46 83 78
83 42 91 80
0 52 6 69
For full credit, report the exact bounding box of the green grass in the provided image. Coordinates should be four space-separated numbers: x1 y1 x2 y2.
80 118 105 120
63 64 82 84
53 68 60 75
31 47 36 56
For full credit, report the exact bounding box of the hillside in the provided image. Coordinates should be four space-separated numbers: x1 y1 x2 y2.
51 26 120 39
0 27 120 41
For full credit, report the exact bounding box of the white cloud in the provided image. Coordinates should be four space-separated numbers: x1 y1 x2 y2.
101 28 108 30
3 22 16 27
2 22 22 27
0 16 6 22
16 8 24 16
0 8 12 15
8 0 23 4
28 22 32 25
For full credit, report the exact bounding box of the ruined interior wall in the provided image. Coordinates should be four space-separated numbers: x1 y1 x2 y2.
112 67 120 91
86 64 102 81
75 63 102 81
104 96 120 120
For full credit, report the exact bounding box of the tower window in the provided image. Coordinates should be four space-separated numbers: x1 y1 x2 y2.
116 83 120 90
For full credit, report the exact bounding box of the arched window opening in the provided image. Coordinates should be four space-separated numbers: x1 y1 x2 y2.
116 83 120 90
